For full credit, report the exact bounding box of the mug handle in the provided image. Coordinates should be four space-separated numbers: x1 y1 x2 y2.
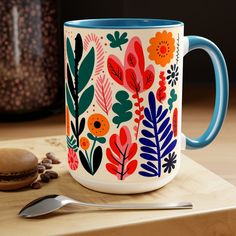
182 36 229 150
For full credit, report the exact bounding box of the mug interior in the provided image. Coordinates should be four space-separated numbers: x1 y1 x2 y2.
64 18 183 29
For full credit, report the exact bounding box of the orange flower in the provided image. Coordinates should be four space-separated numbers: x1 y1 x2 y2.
88 113 110 137
147 31 175 67
80 137 90 150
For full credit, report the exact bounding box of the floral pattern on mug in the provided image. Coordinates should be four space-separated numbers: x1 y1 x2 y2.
147 31 175 67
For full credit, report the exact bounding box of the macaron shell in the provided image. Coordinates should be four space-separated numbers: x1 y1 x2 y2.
0 173 38 190
0 148 38 173
0 148 39 190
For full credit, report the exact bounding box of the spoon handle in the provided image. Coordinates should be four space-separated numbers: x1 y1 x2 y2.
75 201 193 210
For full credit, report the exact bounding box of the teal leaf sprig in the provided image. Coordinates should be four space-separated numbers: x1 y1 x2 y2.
106 31 128 51
168 89 177 112
112 90 133 128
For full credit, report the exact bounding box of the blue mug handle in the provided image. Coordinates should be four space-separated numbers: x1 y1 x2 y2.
182 36 229 149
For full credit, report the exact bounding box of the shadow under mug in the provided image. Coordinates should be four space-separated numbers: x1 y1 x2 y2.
64 18 229 194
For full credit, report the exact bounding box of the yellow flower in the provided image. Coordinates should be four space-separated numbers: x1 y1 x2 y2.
88 113 110 137
80 137 90 150
147 31 175 67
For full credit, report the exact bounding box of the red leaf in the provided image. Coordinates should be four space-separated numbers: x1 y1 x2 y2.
107 56 124 85
106 148 120 166
134 40 144 74
127 53 136 67
143 68 155 90
126 68 140 93
124 160 138 175
106 126 138 180
109 134 120 157
126 143 137 160
120 126 128 146
172 108 178 137
106 163 118 175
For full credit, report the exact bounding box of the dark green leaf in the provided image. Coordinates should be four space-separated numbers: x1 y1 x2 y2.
87 132 95 140
75 33 83 63
97 137 106 144
66 38 75 77
112 90 133 127
67 64 75 100
78 47 95 93
93 146 102 174
66 84 75 117
78 85 94 115
106 34 115 41
78 118 85 136
106 31 128 51
71 121 77 136
79 151 92 174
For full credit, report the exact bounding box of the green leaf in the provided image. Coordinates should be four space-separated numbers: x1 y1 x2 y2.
78 85 94 115
106 34 115 42
66 38 75 77
66 135 78 152
168 89 177 112
66 84 75 117
78 47 95 93
106 31 128 51
97 137 106 144
112 90 133 127
87 132 95 140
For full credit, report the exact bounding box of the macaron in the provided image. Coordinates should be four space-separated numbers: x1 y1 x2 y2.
0 148 38 191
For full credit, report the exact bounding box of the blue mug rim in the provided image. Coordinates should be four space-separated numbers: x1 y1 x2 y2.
64 18 184 29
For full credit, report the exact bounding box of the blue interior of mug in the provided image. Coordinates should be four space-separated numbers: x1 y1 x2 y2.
64 18 183 28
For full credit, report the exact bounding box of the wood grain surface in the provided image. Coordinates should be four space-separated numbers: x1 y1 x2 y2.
0 136 236 235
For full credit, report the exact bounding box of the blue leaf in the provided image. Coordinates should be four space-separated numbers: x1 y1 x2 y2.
141 146 157 154
143 120 153 128
144 108 152 121
156 105 162 118
161 131 173 150
160 124 171 142
158 117 170 134
141 129 155 138
140 153 157 161
146 161 158 169
161 140 177 158
139 163 158 176
139 171 157 177
139 138 156 147
148 92 156 118
157 108 168 123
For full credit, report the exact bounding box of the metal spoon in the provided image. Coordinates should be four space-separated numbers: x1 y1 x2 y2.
19 194 193 218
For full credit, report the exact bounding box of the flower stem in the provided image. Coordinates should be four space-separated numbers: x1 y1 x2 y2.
89 137 97 174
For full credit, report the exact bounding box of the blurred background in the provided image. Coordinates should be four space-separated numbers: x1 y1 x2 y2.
0 0 234 134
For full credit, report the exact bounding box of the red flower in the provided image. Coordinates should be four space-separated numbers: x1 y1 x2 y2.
68 148 79 170
107 37 155 94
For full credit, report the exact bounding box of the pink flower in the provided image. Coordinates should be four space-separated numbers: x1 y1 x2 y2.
68 148 78 170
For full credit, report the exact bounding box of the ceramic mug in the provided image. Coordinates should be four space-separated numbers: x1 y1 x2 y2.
64 19 228 194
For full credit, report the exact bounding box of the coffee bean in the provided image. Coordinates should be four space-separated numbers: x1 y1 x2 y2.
37 164 46 173
40 173 50 183
52 159 61 164
31 181 41 189
42 158 52 164
45 152 56 160
42 163 52 169
46 152 60 164
45 170 58 179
